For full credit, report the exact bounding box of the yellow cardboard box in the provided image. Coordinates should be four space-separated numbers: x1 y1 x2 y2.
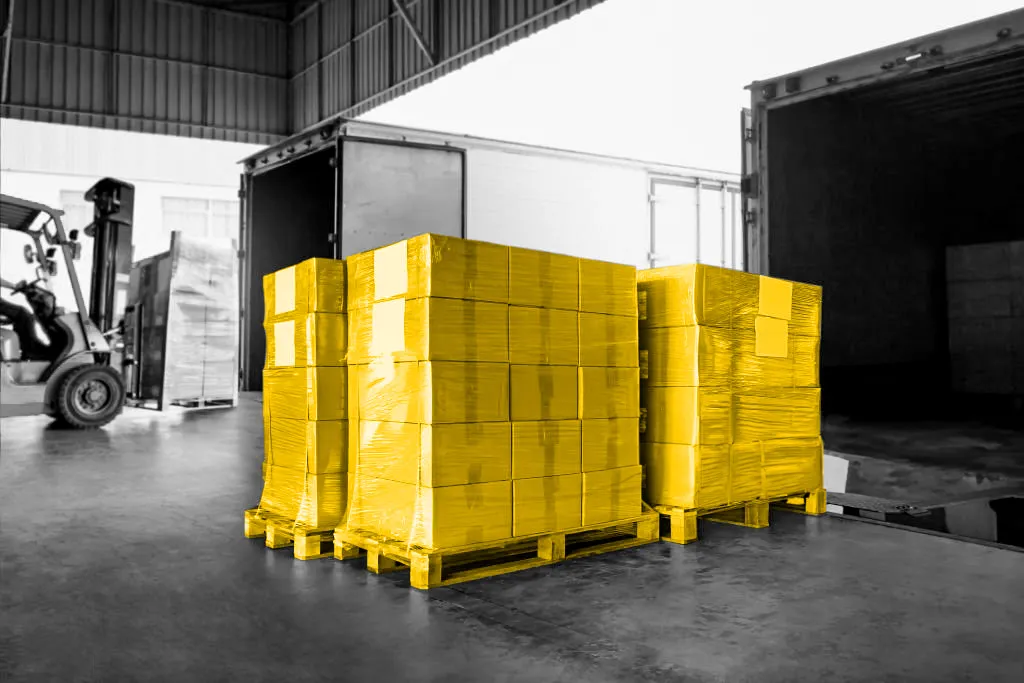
640 325 732 387
263 258 346 321
510 365 578 421
511 420 581 479
732 388 821 442
353 361 510 424
348 234 510 309
509 307 579 366
263 366 347 421
513 473 583 536
349 297 509 363
579 259 637 316
346 477 513 549
266 417 348 474
352 420 512 487
581 418 640 471
641 442 730 510
578 367 640 419
637 264 744 328
258 466 349 530
579 313 639 367
640 386 732 445
509 247 579 311
265 313 347 368
761 437 824 498
582 465 642 525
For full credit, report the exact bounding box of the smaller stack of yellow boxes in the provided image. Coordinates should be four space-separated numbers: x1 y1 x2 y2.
342 234 644 552
258 258 349 532
638 264 824 515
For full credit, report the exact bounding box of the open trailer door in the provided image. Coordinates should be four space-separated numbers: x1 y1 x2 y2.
740 107 764 275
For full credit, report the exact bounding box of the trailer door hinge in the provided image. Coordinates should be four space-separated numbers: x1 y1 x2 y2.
741 173 759 197
744 126 755 142
237 187 246 199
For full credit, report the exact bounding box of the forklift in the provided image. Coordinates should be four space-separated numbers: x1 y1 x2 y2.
0 179 136 428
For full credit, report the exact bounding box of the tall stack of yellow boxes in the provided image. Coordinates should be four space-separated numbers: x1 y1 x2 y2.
249 258 349 558
340 234 645 573
637 264 825 543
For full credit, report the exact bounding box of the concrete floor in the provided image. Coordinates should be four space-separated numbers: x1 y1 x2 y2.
3 397 1024 682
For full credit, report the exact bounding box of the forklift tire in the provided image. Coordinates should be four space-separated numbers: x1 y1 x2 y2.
54 364 126 430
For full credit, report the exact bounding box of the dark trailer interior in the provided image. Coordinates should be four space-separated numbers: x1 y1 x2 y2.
753 21 1024 484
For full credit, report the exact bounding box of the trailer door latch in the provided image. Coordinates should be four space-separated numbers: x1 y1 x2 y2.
741 173 759 197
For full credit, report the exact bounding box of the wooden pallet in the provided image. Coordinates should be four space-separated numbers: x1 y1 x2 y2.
657 488 827 545
171 397 237 410
333 505 660 589
243 508 334 560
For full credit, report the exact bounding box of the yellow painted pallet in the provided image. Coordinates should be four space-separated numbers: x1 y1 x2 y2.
243 508 334 560
333 504 660 589
656 488 827 545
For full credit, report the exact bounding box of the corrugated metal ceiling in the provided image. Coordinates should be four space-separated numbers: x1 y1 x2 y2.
0 0 606 143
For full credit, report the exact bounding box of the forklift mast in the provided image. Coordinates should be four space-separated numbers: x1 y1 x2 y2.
84 178 135 332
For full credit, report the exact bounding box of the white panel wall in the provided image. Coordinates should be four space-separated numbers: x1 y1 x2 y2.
465 149 651 268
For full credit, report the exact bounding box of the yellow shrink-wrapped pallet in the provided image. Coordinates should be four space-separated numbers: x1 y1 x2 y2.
637 263 824 524
249 257 350 556
347 234 509 309
340 237 650 568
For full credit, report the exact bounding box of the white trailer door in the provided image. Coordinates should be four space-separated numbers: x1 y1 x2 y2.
649 176 742 269
339 139 465 257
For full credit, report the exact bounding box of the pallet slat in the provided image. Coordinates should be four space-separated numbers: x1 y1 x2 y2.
334 505 660 589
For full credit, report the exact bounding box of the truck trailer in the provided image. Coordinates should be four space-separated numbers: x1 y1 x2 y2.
238 122 741 391
743 8 1024 421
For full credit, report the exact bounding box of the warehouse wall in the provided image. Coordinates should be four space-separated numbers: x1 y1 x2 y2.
0 0 288 142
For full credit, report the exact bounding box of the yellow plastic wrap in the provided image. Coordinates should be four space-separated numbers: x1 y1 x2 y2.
511 420 581 478
348 234 510 309
264 313 347 368
578 367 640 419
508 307 579 365
640 443 764 510
348 297 509 363
732 389 822 443
352 421 511 486
762 437 824 498
641 387 732 445
257 466 349 530
263 367 347 421
637 264 746 328
509 247 579 310
510 365 578 421
579 258 637 316
513 474 583 536
352 361 510 424
581 418 640 472
263 257 346 321
582 465 642 525
265 417 348 473
346 478 513 548
640 325 732 387
578 313 639 368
